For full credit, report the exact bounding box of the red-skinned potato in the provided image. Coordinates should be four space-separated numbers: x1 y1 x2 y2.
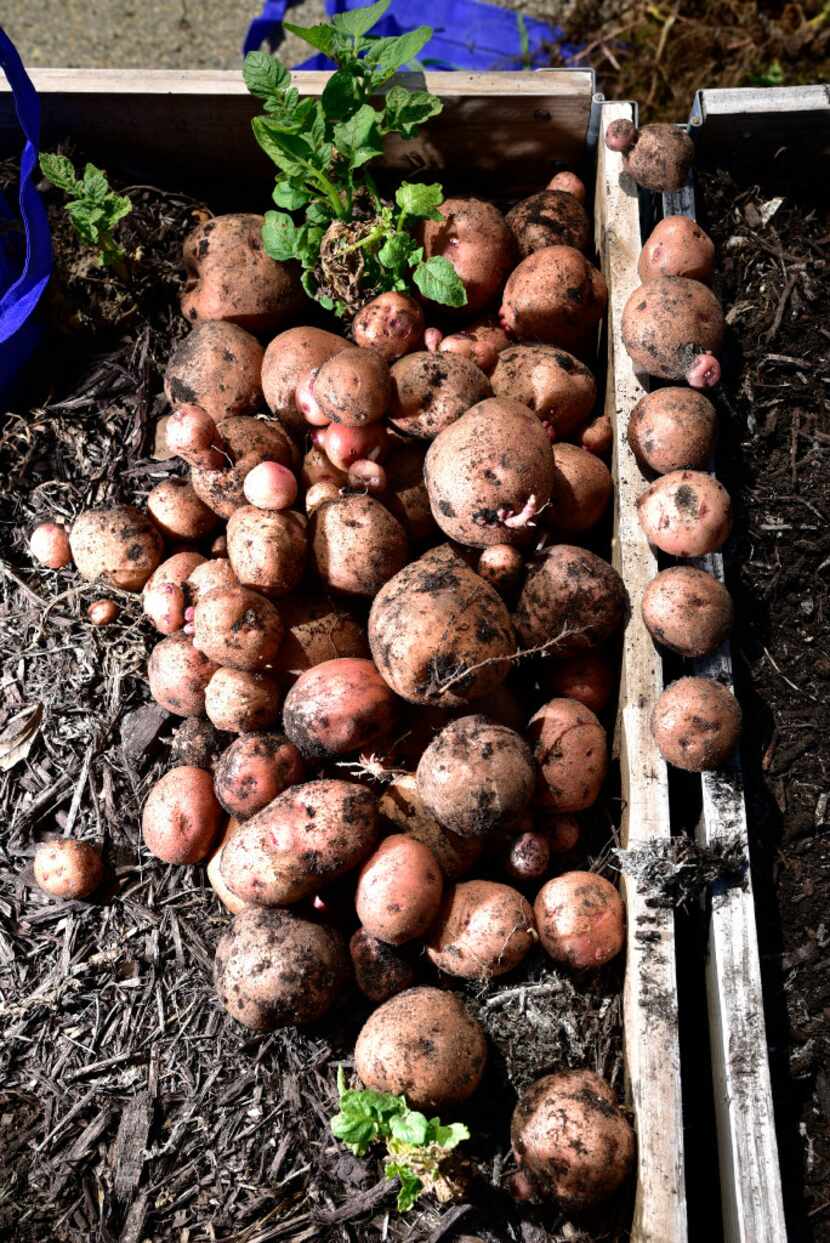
181 213 305 333
214 906 347 1029
605 118 694 192
33 839 103 899
515 544 628 656
30 522 71 569
500 246 607 352
491 345 597 440
476 545 524 598
353 292 424 361
506 190 591 258
427 879 535 978
164 321 263 422
312 494 408 596
385 440 439 543
543 648 616 716
302 443 348 490
261 326 349 431
320 421 390 473
420 197 515 315
226 506 307 598
208 818 247 914
272 595 368 676
189 414 295 519
306 482 340 515
549 443 612 532
639 215 715 284
70 506 163 592
438 319 510 375
652 676 741 771
378 774 482 879
355 986 487 1111
543 811 582 856
312 346 392 427
580 412 613 458
628 388 717 475
204 667 281 733
192 585 283 671
642 566 733 658
637 469 731 556
530 699 608 812
147 477 219 541
243 461 298 511
142 766 222 863
148 632 219 716
143 551 206 634
186 557 237 600
547 171 587 202
505 831 551 882
167 404 225 470
389 351 492 440
356 834 443 944
283 658 398 758
349 929 417 1003
214 733 304 820
534 871 624 969
347 459 387 494
622 277 724 387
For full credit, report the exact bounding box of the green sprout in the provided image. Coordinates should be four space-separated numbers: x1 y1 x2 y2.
39 153 132 280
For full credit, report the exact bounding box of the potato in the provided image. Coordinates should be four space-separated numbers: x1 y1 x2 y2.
207 818 247 914
147 477 218 541
389 351 492 440
283 658 398 759
355 834 443 945
500 246 607 352
190 414 296 519
307 482 342 515
543 812 582 855
427 879 535 978
534 871 624 969
543 648 615 715
349 929 417 1003
214 906 347 1029
353 291 424 361
512 1070 635 1207
148 632 219 716
142 766 222 863
628 388 717 475
312 494 408 596
438 319 510 375
605 117 694 192
164 321 264 422
378 774 482 880
261 325 350 431
549 443 612 532
214 733 303 819
70 506 164 592
181 212 305 333
547 171 586 202
515 544 628 656
348 459 387 494
417 715 535 838
30 521 71 569
580 412 613 458
385 441 439 543
320 421 390 472
205 667 281 733
622 277 724 387
88 598 119 626
505 831 551 882
425 398 555 547
220 779 377 905
166 404 225 470
226 506 306 598
490 345 597 439
636 469 731 557
143 551 207 634
243 461 298 511
302 443 348 490
476 545 524 599
506 190 591 258
272 595 368 676
33 839 103 899
639 215 715 284
186 557 238 599
420 197 515 315
312 346 392 427
368 545 516 707
642 566 733 658
170 716 222 769
652 676 742 771
192 585 283 671
355 986 487 1110
530 699 608 812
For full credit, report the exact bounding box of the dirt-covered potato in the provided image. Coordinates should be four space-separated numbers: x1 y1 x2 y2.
164 321 264 422
272 595 368 676
628 388 717 475
261 325 350 430
143 550 207 634
500 246 607 352
427 879 535 978
204 667 281 733
534 871 624 968
642 566 733 658
283 658 398 758
186 557 238 599
543 812 582 856
605 118 695 192
512 1070 635 1207
312 346 392 427
353 292 424 361
147 477 219 541
389 351 492 440
214 906 347 1029
355 834 443 945
378 774 482 879
220 779 377 905
530 699 608 812
369 545 516 707
425 398 555 547
504 831 551 882
207 818 247 913
190 414 295 519
142 766 222 863
506 190 591 258
438 319 510 375
355 986 487 1110
543 648 616 715
225 506 306 598
417 715 535 838
515 544 628 656
70 506 163 592
181 212 305 333
312 494 408 596
302 443 348 490
33 839 103 899
30 521 72 569
148 632 219 716
639 215 715 284
476 545 524 599
550 443 612 532
622 276 724 387
547 171 586 202
214 733 303 819
636 469 731 556
385 441 439 543
349 929 417 1003
192 585 283 671
580 412 613 458
652 676 742 771
420 197 516 315
170 716 222 769
491 345 597 439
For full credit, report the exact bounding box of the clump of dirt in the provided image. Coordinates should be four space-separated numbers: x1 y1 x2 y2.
615 836 747 910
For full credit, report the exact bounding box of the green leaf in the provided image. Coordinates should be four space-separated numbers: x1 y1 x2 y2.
413 255 467 307
321 68 364 120
262 210 300 261
407 245 424 267
66 200 104 244
252 119 315 176
429 1120 470 1150
382 86 443 138
386 1162 423 1212
378 232 416 270
395 181 443 219
389 1111 429 1146
331 0 390 39
333 104 383 167
243 51 290 99
295 224 324 266
283 21 338 57
81 163 109 203
273 182 310 210
105 193 133 227
306 199 334 225
39 152 79 194
364 28 432 79
331 1111 378 1156
301 267 318 298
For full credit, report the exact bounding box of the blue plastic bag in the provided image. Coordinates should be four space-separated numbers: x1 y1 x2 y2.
0 27 52 402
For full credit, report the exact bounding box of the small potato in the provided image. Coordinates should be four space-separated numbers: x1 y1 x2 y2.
320 421 390 472
30 521 71 569
628 388 717 475
226 506 307 598
144 551 206 634
652 676 741 771
543 648 616 716
530 699 608 812
515 544 628 656
477 545 524 598
33 839 103 899
349 928 417 1003
390 351 492 440
491 345 597 439
214 906 347 1029
283 658 398 758
353 292 424 361
207 818 247 913
385 441 439 543
70 506 164 592
190 414 296 519
148 632 219 716
164 321 264 422
427 879 535 978
211 533 227 556
417 715 536 838
205 667 281 733
313 346 392 427
505 831 551 882
192 586 283 671
535 871 624 969
543 812 582 855
214 733 303 819
606 118 695 193
147 477 219 540
438 319 510 375
243 461 298 511
88 598 119 626
636 469 731 557
167 404 225 470
347 459 387 494
547 171 587 202
142 765 222 863
186 557 238 599
580 413 613 458
500 246 607 353
506 190 591 258
420 197 516 315
642 566 733 658
355 986 487 1111
170 716 222 769
261 325 349 431
273 595 368 676
356 834 443 944
622 277 724 387
379 774 482 880
312 494 408 596
639 215 715 284
302 444 348 490
550 443 612 532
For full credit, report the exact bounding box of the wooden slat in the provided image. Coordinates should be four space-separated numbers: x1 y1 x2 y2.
596 102 687 1243
691 84 830 146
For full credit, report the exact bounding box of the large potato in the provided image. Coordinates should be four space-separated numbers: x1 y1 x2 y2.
355 835 443 944
164 321 264 422
506 190 591 257
312 494 408 596
639 215 715 284
490 345 597 439
543 647 616 715
500 246 607 352
143 550 207 634
389 352 491 440
261 325 349 430
378 774 482 880
214 733 304 819
148 633 219 716
147 478 219 541
70 506 163 592
187 556 238 600
637 469 731 557
192 586 283 671
642 566 733 658
534 871 624 969
427 879 535 978
226 506 307 597
142 766 222 863
529 698 608 812
190 414 295 519
628 387 717 475
272 595 368 676
313 346 392 427
514 544 628 656
651 676 741 771
420 197 515 315
283 658 398 759
622 276 724 387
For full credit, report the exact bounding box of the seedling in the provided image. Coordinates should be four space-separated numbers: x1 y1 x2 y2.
39 153 132 280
